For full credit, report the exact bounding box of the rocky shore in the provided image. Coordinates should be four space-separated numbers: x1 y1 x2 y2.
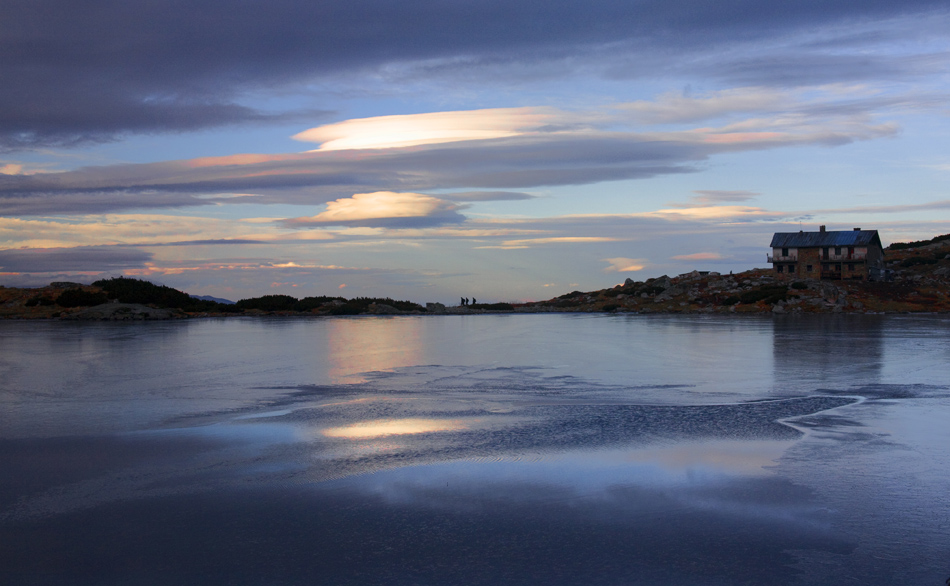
516 236 950 314
3 237 950 319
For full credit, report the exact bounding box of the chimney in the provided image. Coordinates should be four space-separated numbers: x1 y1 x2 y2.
854 227 861 231
819 225 826 232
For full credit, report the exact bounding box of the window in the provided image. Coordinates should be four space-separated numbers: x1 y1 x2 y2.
782 247 788 257
806 265 813 272
822 263 830 270
847 263 854 271
822 247 829 259
835 247 841 255
776 265 784 273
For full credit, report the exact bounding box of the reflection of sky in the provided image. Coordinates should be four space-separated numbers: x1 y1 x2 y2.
340 440 817 528
323 417 469 438
325 317 423 383
366 439 791 493
4 317 950 583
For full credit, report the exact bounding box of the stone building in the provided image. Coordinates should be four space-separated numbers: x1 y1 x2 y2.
769 226 885 280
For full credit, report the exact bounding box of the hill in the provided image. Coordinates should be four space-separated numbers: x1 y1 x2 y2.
517 234 950 314
2 234 950 318
0 278 427 319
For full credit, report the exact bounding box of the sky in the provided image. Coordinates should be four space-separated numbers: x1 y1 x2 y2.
2 0 950 304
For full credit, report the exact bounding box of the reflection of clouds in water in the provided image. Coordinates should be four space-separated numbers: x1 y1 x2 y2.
325 317 423 383
620 439 790 475
323 417 469 438
342 444 828 535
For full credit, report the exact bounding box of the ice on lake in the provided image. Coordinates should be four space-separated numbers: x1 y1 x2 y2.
1 314 948 585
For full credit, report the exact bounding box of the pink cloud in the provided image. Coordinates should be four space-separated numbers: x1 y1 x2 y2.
293 108 554 151
671 252 724 260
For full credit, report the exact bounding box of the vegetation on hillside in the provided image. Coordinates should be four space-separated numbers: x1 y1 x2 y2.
92 277 239 312
887 233 950 250
54 288 110 308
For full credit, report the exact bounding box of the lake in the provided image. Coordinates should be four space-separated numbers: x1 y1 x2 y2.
1 314 948 585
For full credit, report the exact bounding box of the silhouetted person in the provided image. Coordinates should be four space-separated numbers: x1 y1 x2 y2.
461 297 465 306
472 298 477 305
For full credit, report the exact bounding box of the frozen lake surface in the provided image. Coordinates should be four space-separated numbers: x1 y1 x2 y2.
1 314 949 585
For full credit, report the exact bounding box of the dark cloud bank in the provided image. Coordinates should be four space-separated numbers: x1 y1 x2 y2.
2 0 947 150
0 246 152 273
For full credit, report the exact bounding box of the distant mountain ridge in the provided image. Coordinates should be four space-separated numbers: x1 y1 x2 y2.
190 294 235 305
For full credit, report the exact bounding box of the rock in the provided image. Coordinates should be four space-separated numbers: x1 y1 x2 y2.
772 304 785 313
368 303 400 314
655 284 686 301
819 282 840 302
677 270 702 281
651 276 673 290
425 302 446 313
61 303 179 320
49 281 85 288
623 278 635 287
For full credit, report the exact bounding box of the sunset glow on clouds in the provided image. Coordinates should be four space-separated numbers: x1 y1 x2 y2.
293 108 554 151
671 252 724 261
602 258 648 272
282 192 465 228
1 1 949 301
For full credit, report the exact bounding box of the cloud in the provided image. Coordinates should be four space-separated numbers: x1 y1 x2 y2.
602 257 647 272
804 199 950 216
3 0 947 149
0 246 152 273
0 192 216 216
633 205 777 221
281 191 467 228
671 252 724 260
293 108 554 151
438 191 537 202
142 239 268 247
477 236 622 250
667 190 760 208
691 190 760 203
0 214 287 250
0 93 905 215
620 88 787 124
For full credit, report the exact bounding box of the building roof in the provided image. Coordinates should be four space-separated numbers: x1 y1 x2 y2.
770 229 882 248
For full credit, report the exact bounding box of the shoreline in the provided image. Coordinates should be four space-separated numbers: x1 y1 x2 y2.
4 238 950 319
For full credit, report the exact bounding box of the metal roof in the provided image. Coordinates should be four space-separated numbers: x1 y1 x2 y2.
770 230 882 248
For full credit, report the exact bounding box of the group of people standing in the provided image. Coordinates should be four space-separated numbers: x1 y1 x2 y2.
459 297 477 306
